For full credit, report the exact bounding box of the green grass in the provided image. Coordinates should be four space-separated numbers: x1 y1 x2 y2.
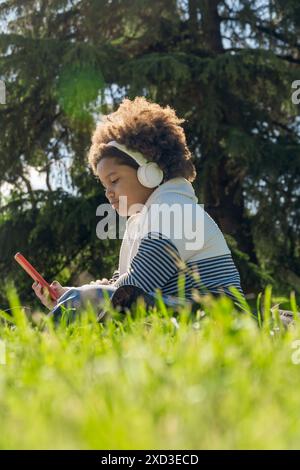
0 284 300 449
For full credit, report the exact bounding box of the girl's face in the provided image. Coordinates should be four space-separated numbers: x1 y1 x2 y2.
97 157 155 216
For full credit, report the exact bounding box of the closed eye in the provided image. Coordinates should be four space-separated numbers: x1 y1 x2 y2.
99 178 119 191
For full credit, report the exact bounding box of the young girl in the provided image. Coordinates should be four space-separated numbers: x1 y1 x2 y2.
32 97 245 322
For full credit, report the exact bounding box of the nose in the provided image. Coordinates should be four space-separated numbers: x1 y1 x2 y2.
105 187 114 199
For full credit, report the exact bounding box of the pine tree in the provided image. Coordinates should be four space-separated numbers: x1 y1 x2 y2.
0 0 299 302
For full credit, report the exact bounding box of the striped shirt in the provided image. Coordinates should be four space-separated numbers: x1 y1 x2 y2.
110 232 245 305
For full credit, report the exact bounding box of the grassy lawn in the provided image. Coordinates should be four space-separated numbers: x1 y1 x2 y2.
0 284 299 449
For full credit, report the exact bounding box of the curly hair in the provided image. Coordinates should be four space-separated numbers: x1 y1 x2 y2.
87 96 196 183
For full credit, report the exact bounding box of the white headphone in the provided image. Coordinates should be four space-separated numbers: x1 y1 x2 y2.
106 140 164 188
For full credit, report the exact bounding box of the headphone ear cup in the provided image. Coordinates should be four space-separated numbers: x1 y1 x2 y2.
137 164 164 188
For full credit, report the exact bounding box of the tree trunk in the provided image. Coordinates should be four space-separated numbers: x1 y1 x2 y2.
202 155 258 263
188 0 199 43
200 0 223 54
198 0 258 263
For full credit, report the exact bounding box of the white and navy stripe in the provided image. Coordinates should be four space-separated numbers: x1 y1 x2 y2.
112 232 245 304
108 269 120 284
161 253 244 301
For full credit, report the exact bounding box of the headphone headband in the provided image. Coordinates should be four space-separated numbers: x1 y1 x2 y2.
106 140 148 167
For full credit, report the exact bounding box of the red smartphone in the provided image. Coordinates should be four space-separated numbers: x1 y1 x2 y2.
14 252 59 301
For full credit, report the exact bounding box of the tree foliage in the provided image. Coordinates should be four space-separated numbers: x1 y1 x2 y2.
0 0 299 306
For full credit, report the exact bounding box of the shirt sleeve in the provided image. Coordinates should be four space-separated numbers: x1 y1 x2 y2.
113 232 182 293
108 269 120 284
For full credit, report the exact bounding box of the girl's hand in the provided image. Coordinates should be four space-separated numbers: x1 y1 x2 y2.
32 280 69 310
89 278 110 285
